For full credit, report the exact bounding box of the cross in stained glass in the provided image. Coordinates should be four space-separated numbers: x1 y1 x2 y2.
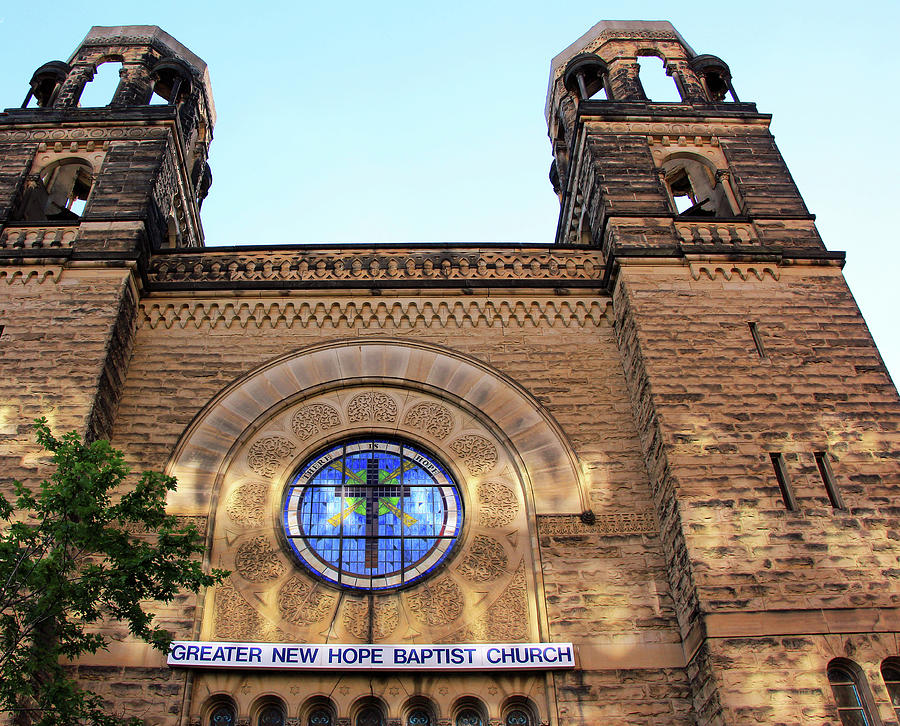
328 457 418 569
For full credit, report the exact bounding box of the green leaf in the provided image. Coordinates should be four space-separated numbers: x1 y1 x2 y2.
0 420 228 725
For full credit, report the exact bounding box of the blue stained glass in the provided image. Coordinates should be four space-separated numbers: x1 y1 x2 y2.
283 439 463 590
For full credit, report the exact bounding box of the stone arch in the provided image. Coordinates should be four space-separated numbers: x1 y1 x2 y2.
167 338 586 517
659 151 737 217
168 339 586 661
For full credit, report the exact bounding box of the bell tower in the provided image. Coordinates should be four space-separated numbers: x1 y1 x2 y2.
546 20 900 725
2 25 214 251
0 26 216 444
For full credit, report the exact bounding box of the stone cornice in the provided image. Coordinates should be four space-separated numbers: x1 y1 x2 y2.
139 297 612 330
145 247 605 289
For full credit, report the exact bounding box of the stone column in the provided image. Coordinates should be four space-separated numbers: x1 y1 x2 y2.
607 59 646 100
112 63 153 106
54 64 94 108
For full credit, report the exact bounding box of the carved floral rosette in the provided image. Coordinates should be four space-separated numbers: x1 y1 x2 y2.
205 383 537 645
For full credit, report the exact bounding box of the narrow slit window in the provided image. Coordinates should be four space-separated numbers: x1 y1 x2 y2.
748 322 767 359
815 452 844 509
769 453 798 511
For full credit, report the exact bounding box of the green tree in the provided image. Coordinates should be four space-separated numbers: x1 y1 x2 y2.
0 419 227 726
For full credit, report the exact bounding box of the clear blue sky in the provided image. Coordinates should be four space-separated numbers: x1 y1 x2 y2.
2 1 898 385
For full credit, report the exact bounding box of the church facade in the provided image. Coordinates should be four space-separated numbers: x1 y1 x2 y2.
1 20 899 726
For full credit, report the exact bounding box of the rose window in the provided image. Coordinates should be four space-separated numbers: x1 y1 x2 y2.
283 439 462 590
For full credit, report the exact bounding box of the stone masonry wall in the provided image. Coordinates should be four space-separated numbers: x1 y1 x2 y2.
0 265 135 490
612 261 900 723
96 290 692 724
702 632 900 725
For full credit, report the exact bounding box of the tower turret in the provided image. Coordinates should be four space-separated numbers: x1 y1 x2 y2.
544 20 900 726
545 20 816 258
2 25 214 249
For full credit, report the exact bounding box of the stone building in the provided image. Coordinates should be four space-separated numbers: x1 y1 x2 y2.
1 19 899 726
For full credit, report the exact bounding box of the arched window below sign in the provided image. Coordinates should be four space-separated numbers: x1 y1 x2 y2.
407 707 432 726
308 707 333 726
258 704 285 726
356 705 385 726
505 709 531 726
209 705 236 726
455 708 483 726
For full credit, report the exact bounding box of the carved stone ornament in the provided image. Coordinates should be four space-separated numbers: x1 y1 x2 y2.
537 511 657 537
140 299 611 331
234 536 286 582
406 578 463 626
403 402 454 440
225 481 269 527
173 515 208 535
477 481 519 528
449 435 498 475
277 576 337 625
144 249 603 286
0 226 77 250
484 566 528 640
247 436 296 478
347 391 398 423
214 578 261 640
341 596 400 641
291 403 341 440
447 565 528 643
456 535 508 582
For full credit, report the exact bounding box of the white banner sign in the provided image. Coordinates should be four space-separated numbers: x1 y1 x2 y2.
167 642 575 671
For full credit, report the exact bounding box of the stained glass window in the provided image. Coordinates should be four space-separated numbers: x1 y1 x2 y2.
455 709 482 726
283 439 463 590
356 706 384 726
259 705 285 726
407 708 431 726
505 710 530 726
210 705 236 726
308 708 332 726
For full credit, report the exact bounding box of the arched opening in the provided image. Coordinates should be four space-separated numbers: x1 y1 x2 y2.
563 54 609 101
403 698 437 726
206 699 238 726
353 699 387 726
501 699 537 726
689 55 739 102
661 155 735 218
303 700 336 726
78 60 123 107
150 58 192 106
14 158 94 222
165 214 181 248
881 659 900 720
827 659 878 726
452 700 487 726
254 699 287 726
636 54 681 102
22 61 69 108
